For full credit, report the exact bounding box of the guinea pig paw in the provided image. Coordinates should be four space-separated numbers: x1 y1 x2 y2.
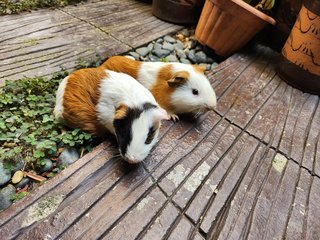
169 113 179 122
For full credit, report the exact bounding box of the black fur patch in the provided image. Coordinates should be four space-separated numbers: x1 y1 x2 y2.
145 126 157 145
113 102 157 155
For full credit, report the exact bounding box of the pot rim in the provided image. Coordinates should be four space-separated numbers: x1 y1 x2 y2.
211 0 276 25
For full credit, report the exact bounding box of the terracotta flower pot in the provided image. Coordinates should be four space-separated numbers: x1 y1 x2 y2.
277 0 320 95
195 0 276 57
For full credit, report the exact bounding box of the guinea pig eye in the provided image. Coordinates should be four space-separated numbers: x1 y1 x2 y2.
192 89 199 96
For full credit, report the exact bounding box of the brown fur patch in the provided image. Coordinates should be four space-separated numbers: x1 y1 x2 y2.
62 68 107 137
101 56 141 79
114 103 128 119
193 64 206 74
150 64 176 113
168 71 189 87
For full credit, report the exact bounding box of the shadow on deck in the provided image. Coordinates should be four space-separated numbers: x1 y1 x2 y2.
1 44 320 239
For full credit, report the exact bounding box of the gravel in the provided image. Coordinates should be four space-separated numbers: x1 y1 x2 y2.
59 148 80 166
0 184 16 211
0 162 11 187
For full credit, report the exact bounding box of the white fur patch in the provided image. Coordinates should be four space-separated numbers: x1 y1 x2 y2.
126 109 160 163
137 62 165 89
54 76 69 122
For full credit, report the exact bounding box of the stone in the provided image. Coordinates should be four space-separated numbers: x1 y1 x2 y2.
153 43 162 51
136 47 150 57
195 51 208 63
211 62 219 69
180 29 190 37
147 43 154 51
0 184 16 211
59 148 80 166
11 157 24 172
0 162 11 187
180 58 191 64
153 48 170 58
166 55 178 62
164 35 176 44
156 38 163 43
38 159 53 173
162 42 174 51
128 51 140 60
187 49 197 63
15 177 30 189
199 63 211 71
176 49 187 59
195 45 203 51
148 54 160 62
173 42 184 51
11 170 23 184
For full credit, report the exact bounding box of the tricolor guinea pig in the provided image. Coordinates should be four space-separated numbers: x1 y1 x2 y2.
101 56 217 121
54 67 169 164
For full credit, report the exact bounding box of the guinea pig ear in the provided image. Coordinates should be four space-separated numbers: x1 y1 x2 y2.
114 103 129 120
153 107 170 122
167 71 189 88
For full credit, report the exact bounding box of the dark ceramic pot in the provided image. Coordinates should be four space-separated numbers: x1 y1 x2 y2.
152 0 205 24
277 0 320 94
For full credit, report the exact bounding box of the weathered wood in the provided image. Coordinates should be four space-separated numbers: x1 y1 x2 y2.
1 44 320 239
0 0 182 85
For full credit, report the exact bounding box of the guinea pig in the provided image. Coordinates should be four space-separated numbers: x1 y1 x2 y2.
54 67 169 164
101 56 217 121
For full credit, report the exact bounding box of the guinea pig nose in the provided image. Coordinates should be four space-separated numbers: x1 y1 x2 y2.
125 155 139 164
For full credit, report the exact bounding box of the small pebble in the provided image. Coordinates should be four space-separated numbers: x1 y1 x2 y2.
173 42 184 51
187 49 197 63
153 43 162 51
156 38 163 43
11 158 24 172
148 54 160 62
211 62 219 69
164 35 176 44
180 58 191 64
0 184 16 211
38 159 53 173
0 162 11 187
176 49 186 59
153 48 170 58
136 47 150 57
128 52 140 60
11 170 23 184
195 51 208 63
195 45 203 51
15 177 30 189
166 55 178 62
59 148 80 166
180 29 190 37
199 63 211 71
147 43 154 51
162 42 174 51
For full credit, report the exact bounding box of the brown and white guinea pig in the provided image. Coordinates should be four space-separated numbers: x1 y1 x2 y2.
54 67 169 164
101 55 217 121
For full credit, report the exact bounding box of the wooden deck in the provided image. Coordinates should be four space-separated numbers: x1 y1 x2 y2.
1 44 320 239
0 0 182 85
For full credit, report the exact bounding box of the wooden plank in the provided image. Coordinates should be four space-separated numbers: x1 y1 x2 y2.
101 187 167 239
63 0 183 48
0 0 182 84
140 203 180 240
0 9 129 84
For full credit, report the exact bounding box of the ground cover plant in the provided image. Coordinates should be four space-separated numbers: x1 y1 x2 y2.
0 69 100 204
0 0 85 15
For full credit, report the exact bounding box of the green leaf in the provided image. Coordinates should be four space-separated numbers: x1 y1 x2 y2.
33 150 45 159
